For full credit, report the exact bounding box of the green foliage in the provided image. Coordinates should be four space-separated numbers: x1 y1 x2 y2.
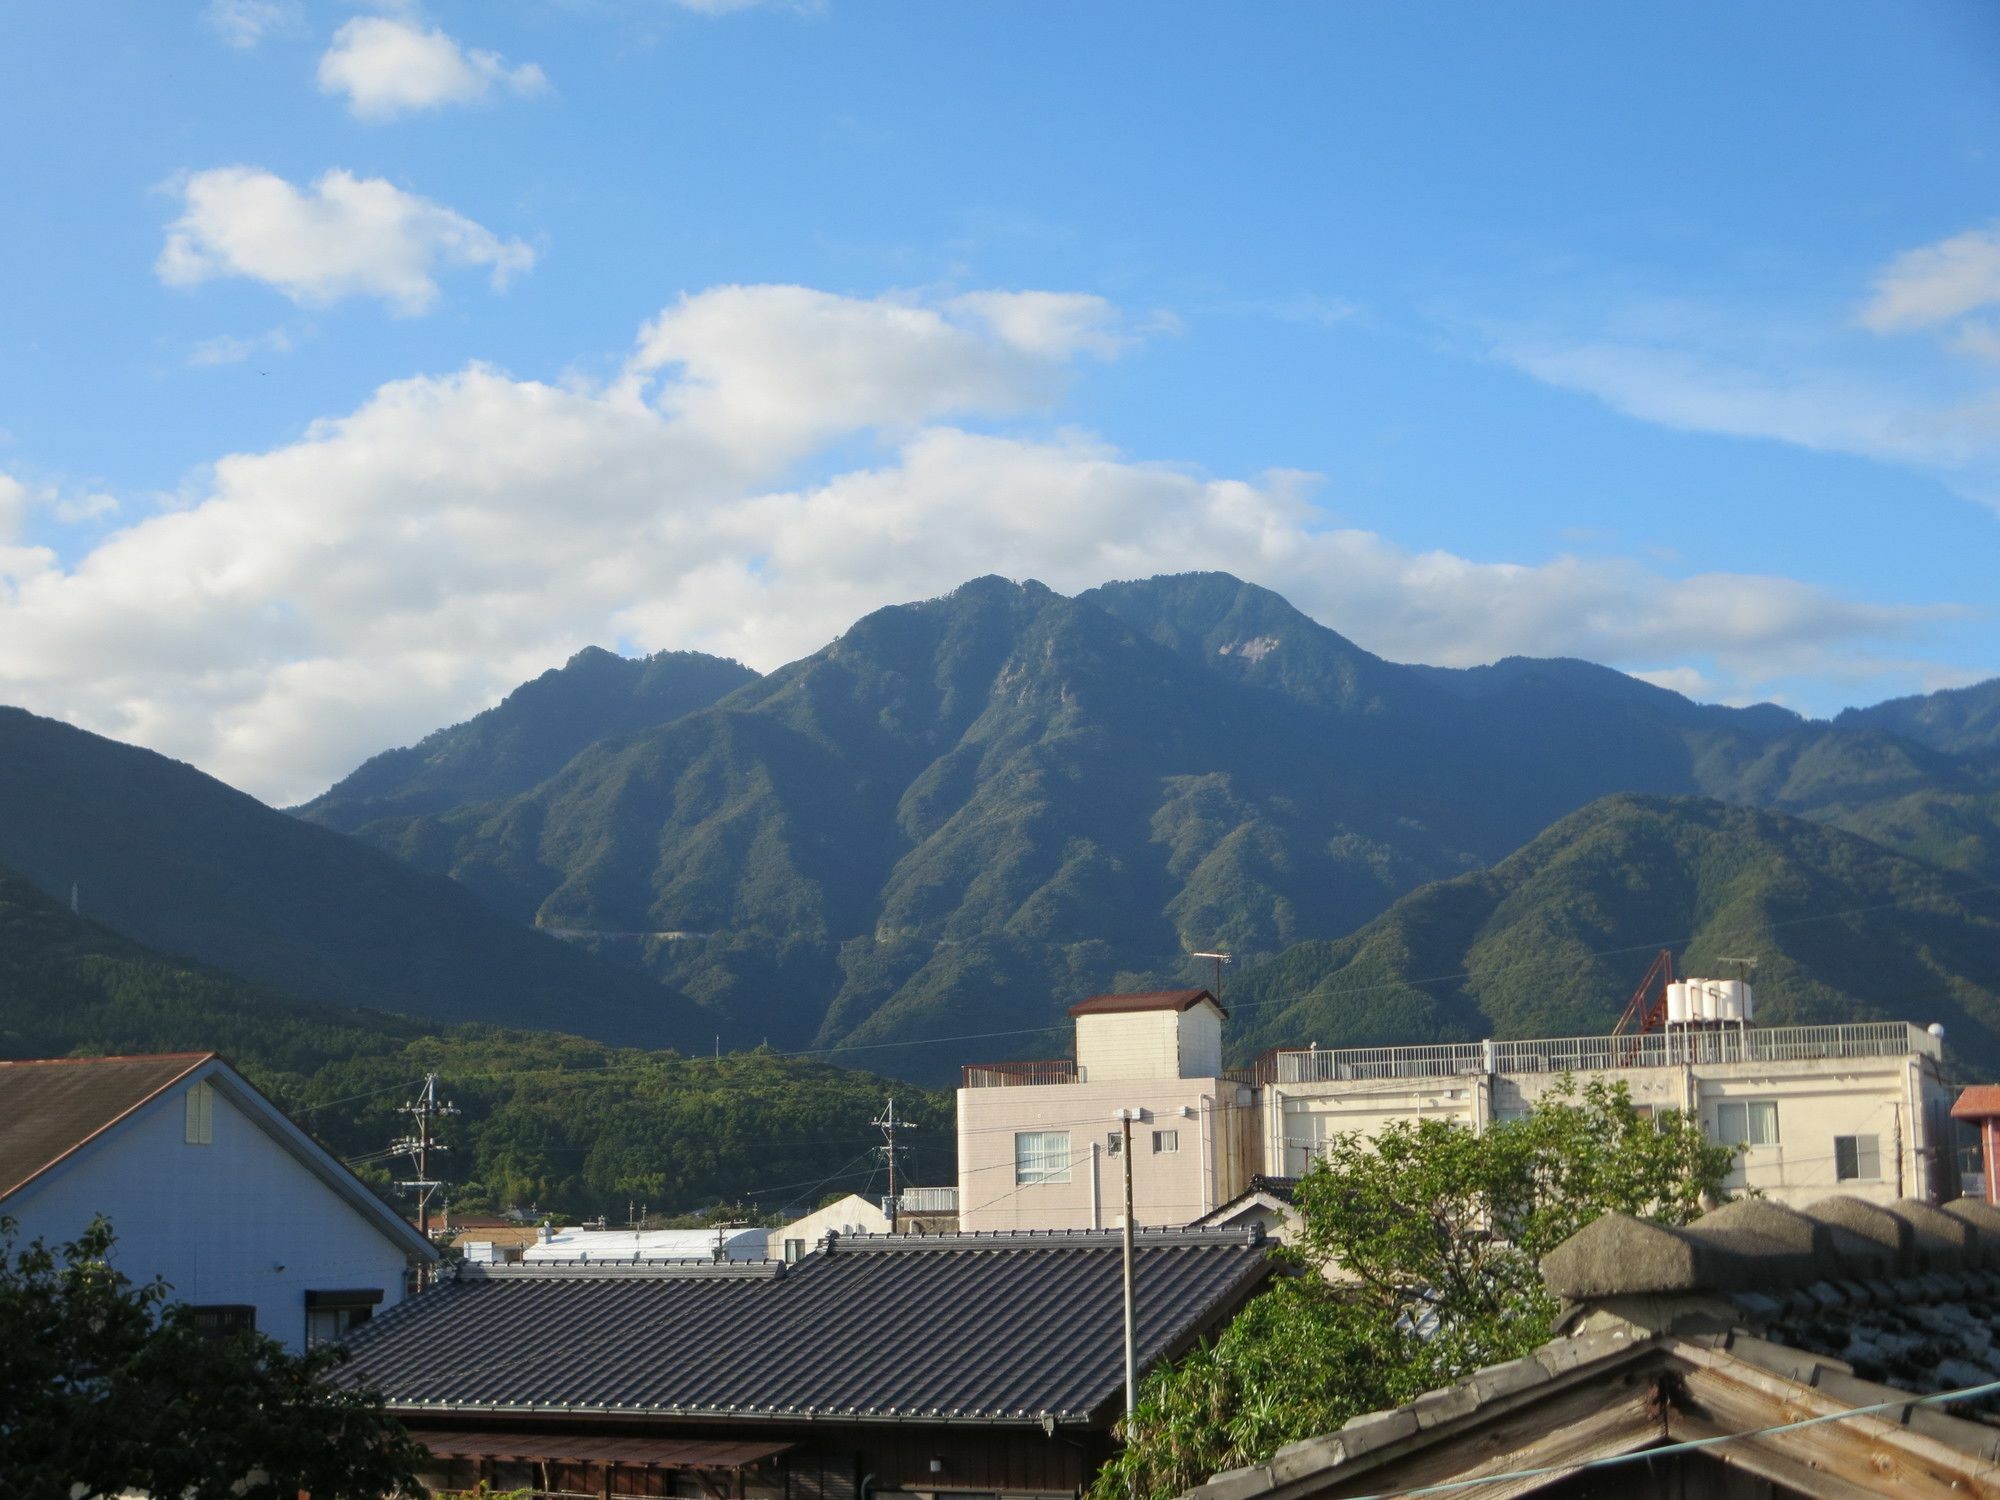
324 574 2000 1081
0 1215 424 1498
0 867 951 1219
1092 1081 1737 1500
1229 794 2000 1073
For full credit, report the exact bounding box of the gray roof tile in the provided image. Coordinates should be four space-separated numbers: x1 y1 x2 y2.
339 1230 1271 1425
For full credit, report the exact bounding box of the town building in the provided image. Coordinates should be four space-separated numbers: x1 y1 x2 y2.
1952 1085 2000 1203
0 1052 437 1349
1188 1194 2000 1498
957 989 1261 1232
523 1222 771 1262
959 982 1963 1226
336 1225 1274 1497
765 1190 889 1262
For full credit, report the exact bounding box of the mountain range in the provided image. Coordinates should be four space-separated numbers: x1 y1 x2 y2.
5 571 1999 1083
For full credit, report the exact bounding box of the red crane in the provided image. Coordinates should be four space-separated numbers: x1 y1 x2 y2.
1611 949 1676 1040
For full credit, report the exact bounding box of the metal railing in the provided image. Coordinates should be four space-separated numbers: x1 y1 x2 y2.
893 1186 959 1213
1274 1021 1936 1084
961 1059 1079 1088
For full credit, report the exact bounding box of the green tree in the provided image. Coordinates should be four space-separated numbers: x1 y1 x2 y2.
0 1216 424 1498
1093 1080 1738 1499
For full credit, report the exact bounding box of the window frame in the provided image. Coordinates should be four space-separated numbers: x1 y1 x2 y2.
1714 1098 1779 1148
1834 1133 1881 1183
185 1080 215 1146
1151 1129 1180 1155
1014 1130 1072 1185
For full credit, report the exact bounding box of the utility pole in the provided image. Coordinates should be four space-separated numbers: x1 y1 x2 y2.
393 1073 457 1276
1112 1107 1147 1428
872 1096 915 1231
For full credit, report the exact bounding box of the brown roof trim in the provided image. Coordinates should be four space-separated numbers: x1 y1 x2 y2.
1951 1084 2000 1119
0 1052 214 1199
1068 988 1226 1019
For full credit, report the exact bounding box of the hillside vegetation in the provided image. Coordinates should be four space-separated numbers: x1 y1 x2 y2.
1226 794 2000 1072
330 574 2000 1077
0 707 713 1051
0 864 947 1218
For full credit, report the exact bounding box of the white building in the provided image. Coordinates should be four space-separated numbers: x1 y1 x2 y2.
958 985 1962 1227
764 1190 890 1262
523 1224 771 1262
957 989 1261 1232
0 1052 437 1349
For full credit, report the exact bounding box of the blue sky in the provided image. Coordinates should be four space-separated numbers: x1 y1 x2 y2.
0 1 1996 802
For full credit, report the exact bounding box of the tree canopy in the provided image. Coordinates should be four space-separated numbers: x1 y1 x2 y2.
1092 1080 1740 1499
0 1216 423 1498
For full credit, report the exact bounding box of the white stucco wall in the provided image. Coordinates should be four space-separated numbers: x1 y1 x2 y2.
765 1191 890 1258
4 1073 416 1350
957 1077 1252 1231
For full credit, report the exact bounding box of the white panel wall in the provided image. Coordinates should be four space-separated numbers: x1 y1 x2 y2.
5 1077 414 1350
1076 1011 1181 1081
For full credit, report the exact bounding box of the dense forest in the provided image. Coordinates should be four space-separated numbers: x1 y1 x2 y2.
0 865 950 1220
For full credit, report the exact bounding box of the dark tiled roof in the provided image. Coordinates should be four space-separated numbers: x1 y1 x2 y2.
0 1053 212 1199
339 1229 1273 1426
1068 988 1224 1019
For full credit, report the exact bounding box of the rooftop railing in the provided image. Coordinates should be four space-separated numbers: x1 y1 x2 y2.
892 1186 959 1213
961 1059 1079 1089
1274 1021 1937 1085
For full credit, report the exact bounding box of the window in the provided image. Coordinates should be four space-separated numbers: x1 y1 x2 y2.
1835 1135 1881 1182
184 1080 214 1145
1014 1130 1071 1184
1104 1130 1122 1157
1152 1129 1180 1154
190 1305 255 1340
784 1238 806 1264
305 1289 382 1347
1714 1099 1779 1147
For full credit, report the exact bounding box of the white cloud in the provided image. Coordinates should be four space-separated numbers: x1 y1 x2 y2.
318 16 549 121
0 474 24 544
158 167 535 315
948 291 1133 359
205 0 301 49
189 326 295 368
1861 224 2000 333
53 492 118 525
0 285 1963 805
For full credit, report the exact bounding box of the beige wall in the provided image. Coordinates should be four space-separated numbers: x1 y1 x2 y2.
1268 1054 1956 1209
956 1077 1256 1231
1074 1001 1225 1082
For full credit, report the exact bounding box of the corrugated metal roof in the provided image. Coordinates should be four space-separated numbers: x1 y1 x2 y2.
1067 988 1224 1018
339 1229 1272 1426
0 1053 212 1199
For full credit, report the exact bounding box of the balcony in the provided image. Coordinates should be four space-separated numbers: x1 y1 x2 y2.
1273 1021 1939 1085
892 1186 959 1214
961 1059 1079 1088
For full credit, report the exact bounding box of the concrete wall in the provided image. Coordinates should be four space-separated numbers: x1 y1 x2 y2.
1268 1053 1958 1209
957 1078 1255 1231
5 1074 414 1350
1076 1011 1181 1082
766 1192 890 1259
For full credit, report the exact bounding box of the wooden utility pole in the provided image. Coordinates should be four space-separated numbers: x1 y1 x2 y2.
394 1073 456 1275
1119 1108 1138 1422
872 1096 914 1231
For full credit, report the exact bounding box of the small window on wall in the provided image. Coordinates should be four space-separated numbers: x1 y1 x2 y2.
784 1239 805 1264
1714 1099 1778 1147
305 1289 383 1347
1015 1131 1071 1184
1835 1135 1881 1182
190 1305 255 1340
1152 1129 1180 1154
185 1080 214 1145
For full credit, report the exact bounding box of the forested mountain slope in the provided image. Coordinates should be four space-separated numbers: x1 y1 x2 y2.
0 707 714 1050
333 573 1999 1076
296 646 758 832
1225 794 2000 1073
0 864 948 1219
